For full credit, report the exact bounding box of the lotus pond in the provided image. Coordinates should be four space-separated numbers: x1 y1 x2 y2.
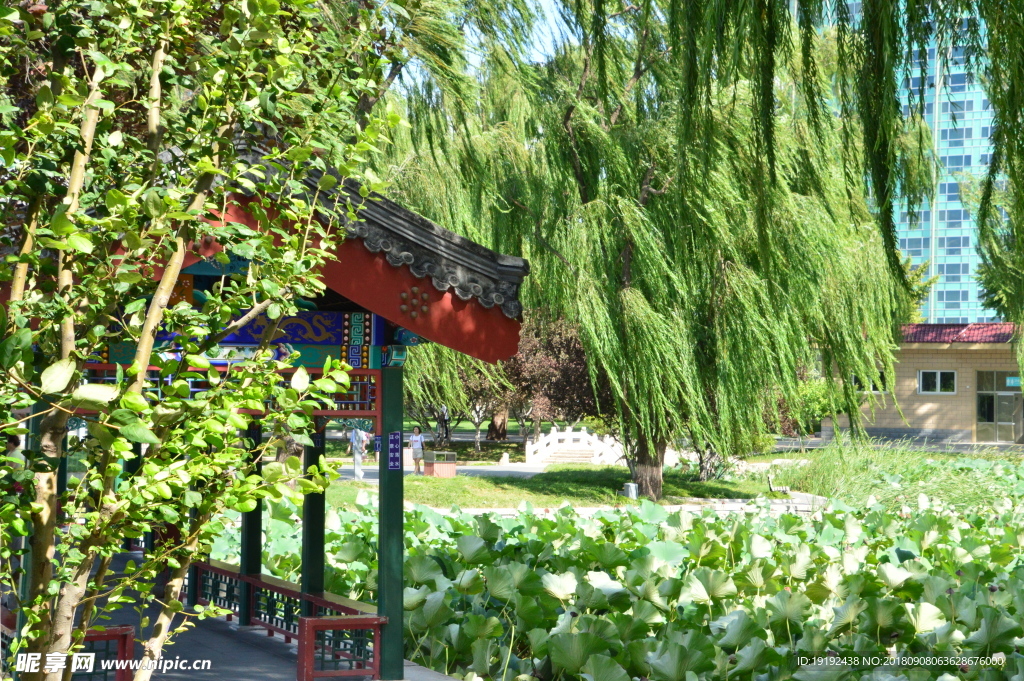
211 456 1024 681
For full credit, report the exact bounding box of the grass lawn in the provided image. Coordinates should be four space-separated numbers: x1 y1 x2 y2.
767 439 1024 509
325 463 781 510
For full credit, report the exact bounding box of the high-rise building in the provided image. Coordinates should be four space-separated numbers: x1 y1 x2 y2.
843 4 995 321
893 18 997 323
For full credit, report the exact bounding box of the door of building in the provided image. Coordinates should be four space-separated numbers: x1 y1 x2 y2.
976 371 1023 442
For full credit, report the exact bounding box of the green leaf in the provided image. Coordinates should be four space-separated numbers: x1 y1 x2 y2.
185 354 211 370
290 366 309 392
403 586 429 611
36 85 53 107
548 633 609 674
411 591 452 629
67 383 120 409
457 535 491 564
541 571 578 601
877 562 913 589
317 173 338 191
39 358 76 394
647 540 687 566
119 392 149 412
714 609 763 650
964 608 1023 654
0 328 32 369
462 613 502 639
581 654 631 681
905 602 946 633
142 189 165 218
680 568 737 604
649 638 713 681
120 422 160 444
826 597 867 638
236 498 258 513
66 232 94 253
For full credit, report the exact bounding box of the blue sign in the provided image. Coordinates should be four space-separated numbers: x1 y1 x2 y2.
388 432 402 471
374 435 382 453
1008 376 1021 387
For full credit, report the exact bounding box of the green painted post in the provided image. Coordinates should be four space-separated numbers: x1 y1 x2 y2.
300 418 326 616
239 422 263 626
378 367 404 679
122 443 143 550
14 403 47 671
56 434 68 497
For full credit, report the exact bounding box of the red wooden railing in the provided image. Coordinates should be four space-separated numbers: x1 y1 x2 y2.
190 561 385 680
84 625 136 681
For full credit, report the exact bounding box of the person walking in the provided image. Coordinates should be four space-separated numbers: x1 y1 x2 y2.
408 427 426 475
440 405 451 445
349 426 367 480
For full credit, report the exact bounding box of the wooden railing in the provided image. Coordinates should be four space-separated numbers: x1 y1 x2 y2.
188 561 385 680
83 625 136 681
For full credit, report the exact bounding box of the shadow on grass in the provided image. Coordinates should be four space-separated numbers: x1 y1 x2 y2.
327 464 775 510
469 465 770 502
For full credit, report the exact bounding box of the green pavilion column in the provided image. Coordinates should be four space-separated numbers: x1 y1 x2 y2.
300 417 326 616
378 367 404 679
239 421 263 626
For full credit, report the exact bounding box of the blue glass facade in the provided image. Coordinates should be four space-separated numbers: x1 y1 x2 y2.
894 31 997 322
844 5 995 321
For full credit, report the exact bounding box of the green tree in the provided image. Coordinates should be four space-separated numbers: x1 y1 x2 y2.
0 1 391 677
379 1 910 497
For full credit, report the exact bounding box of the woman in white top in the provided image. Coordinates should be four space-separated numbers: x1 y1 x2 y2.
408 427 425 474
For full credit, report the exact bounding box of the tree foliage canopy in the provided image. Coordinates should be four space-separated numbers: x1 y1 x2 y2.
378 0 926 495
0 0 393 675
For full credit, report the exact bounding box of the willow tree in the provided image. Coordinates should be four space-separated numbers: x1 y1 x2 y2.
376 1 920 498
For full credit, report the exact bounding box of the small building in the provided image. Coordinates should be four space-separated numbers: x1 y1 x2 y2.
824 323 1022 444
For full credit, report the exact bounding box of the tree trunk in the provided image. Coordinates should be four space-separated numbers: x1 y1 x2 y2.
486 407 508 441
532 418 541 444
696 447 721 482
633 433 666 500
133 512 208 681
473 422 483 452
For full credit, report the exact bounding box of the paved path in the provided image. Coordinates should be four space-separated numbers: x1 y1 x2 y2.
331 462 547 482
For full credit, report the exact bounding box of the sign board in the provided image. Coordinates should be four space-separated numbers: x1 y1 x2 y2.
388 432 402 470
1008 376 1021 387
374 435 382 453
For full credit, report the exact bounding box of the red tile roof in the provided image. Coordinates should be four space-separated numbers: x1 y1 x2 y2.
901 323 1016 344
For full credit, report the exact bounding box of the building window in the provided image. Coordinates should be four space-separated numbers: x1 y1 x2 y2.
900 209 931 226
948 73 969 93
938 236 970 255
919 370 956 394
936 289 969 308
941 155 971 170
853 373 887 393
938 181 960 200
940 127 973 147
899 237 930 257
937 263 968 282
